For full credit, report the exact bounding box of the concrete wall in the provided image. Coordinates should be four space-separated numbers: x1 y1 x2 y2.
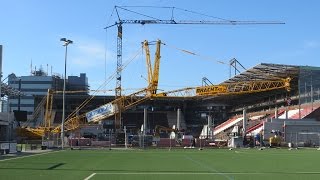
0 112 14 125
284 121 320 146
0 112 15 141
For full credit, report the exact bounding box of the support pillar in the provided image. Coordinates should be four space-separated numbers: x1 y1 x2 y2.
143 108 147 148
243 107 247 137
0 45 2 112
207 115 212 139
143 108 147 136
124 126 127 149
177 108 181 131
274 106 278 119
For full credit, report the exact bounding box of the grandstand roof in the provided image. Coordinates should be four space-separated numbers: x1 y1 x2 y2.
156 63 318 108
223 63 300 83
204 63 303 106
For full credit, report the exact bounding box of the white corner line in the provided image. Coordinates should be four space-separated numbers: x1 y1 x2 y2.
84 173 96 180
0 150 62 162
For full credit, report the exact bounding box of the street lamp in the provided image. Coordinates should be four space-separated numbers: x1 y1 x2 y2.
60 38 73 149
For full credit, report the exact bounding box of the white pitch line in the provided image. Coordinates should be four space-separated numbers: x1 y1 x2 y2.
87 171 320 176
0 150 61 162
185 156 234 180
83 173 96 180
235 151 247 154
95 172 264 175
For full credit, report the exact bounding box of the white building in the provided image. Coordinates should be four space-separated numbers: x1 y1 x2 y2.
8 70 63 115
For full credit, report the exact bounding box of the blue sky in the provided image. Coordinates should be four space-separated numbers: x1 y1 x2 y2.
1 0 320 94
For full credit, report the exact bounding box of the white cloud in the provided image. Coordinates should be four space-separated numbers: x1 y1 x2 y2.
303 40 319 49
70 39 115 68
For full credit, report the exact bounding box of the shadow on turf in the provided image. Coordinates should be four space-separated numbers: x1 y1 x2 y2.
47 163 65 170
0 162 66 170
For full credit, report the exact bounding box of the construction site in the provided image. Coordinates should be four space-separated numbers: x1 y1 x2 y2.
1 46 320 153
1 3 320 179
1 5 320 152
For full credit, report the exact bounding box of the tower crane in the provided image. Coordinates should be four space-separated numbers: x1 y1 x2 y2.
105 6 285 129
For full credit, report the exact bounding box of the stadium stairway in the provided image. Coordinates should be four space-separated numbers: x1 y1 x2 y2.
213 116 243 136
290 104 320 119
215 103 320 138
246 111 286 134
246 104 320 134
278 109 300 119
215 114 269 137
246 122 263 134
269 109 285 119
199 125 214 139
245 114 271 134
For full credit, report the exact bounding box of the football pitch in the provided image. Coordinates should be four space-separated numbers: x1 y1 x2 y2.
1 148 320 180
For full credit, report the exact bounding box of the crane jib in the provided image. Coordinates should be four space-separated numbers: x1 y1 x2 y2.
196 85 227 95
86 103 116 122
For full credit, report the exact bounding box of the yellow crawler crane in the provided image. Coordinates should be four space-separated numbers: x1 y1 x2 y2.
17 89 88 138
53 39 163 132
17 40 162 138
55 49 292 134
16 89 54 138
18 40 293 140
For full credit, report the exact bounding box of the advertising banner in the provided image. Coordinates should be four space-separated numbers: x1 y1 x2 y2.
86 103 115 122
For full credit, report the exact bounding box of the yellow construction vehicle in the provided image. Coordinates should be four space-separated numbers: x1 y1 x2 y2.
269 130 282 147
154 125 176 137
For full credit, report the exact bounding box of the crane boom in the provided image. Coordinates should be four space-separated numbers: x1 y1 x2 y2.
51 88 150 133
152 40 161 95
143 40 162 96
159 78 291 97
143 40 152 86
196 77 291 96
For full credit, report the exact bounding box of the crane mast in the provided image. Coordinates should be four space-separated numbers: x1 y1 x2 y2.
114 23 123 129
152 40 161 95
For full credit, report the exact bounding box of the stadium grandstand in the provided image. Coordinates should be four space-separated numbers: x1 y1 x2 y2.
10 63 320 149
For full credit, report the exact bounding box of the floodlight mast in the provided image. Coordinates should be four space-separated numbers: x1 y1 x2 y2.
60 38 73 149
105 6 285 130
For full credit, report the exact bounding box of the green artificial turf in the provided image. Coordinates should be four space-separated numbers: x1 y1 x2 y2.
1 148 320 180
